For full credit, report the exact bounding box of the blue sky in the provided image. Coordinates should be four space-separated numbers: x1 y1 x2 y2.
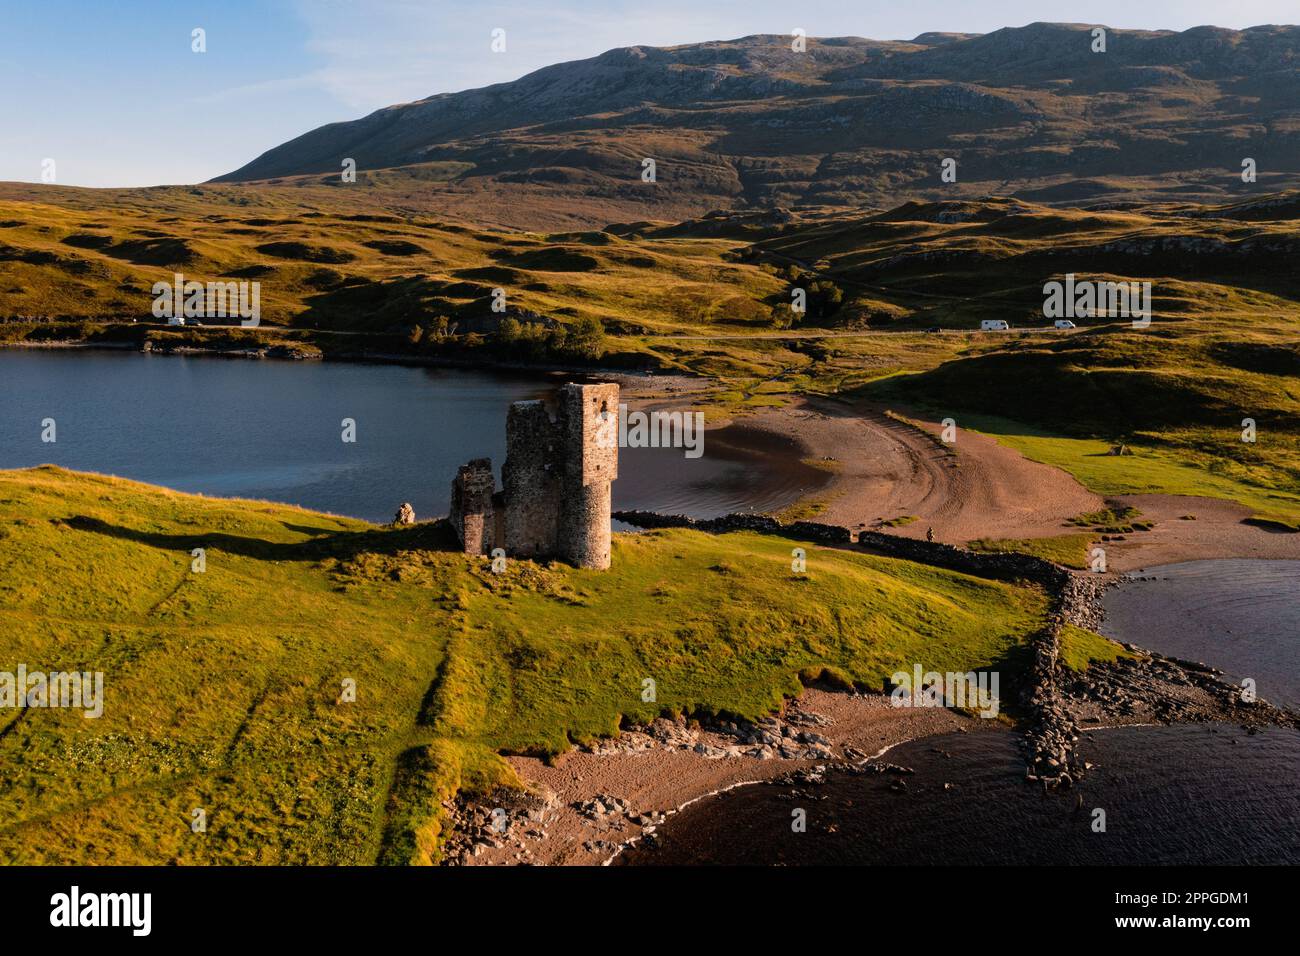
2 0 1295 188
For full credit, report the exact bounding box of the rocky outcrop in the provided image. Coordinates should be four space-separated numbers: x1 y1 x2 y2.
440 786 560 865
584 711 838 762
1020 572 1299 790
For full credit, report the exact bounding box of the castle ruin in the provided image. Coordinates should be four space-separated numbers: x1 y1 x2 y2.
449 382 618 570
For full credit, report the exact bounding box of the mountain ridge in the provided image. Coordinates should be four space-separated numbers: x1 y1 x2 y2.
211 23 1300 228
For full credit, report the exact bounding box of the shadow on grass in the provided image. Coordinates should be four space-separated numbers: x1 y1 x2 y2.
983 640 1039 721
58 514 461 562
280 521 338 537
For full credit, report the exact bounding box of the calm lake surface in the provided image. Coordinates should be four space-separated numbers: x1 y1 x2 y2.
621 725 1300 865
1101 559 1300 711
0 350 827 522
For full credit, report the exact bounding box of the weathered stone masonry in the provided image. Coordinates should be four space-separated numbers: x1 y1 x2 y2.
451 382 618 570
449 458 495 556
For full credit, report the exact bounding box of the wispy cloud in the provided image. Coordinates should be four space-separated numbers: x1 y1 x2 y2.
280 0 765 114
196 72 327 105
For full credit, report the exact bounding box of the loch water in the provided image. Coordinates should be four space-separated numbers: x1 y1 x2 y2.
0 349 828 522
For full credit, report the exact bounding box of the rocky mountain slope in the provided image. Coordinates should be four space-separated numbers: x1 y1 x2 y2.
214 23 1300 228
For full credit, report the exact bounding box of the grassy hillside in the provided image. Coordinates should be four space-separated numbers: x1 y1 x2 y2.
746 194 1300 524
0 188 783 340
748 195 1300 328
0 467 1053 864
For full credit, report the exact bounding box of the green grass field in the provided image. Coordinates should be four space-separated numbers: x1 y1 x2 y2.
0 466 1066 864
5 183 1276 864
1058 625 1138 672
967 533 1098 570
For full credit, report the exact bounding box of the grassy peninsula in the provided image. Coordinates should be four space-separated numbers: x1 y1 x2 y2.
0 466 1066 863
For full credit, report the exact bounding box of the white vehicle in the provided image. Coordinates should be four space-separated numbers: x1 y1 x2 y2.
979 319 1010 331
166 316 186 327
1054 320 1077 330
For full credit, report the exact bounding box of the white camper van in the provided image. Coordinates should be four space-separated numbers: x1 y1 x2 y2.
1054 320 1076 330
980 319 1010 331
167 316 186 327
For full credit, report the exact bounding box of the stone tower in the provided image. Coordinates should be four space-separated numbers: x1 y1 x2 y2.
502 400 559 558
450 382 618 570
556 383 618 570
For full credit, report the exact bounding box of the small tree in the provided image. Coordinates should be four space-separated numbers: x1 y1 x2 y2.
770 303 795 330
493 317 523 352
807 279 843 319
562 315 605 360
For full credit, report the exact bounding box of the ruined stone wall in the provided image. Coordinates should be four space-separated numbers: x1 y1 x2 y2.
556 383 618 570
449 458 496 555
503 401 560 558
450 382 618 570
558 383 619 486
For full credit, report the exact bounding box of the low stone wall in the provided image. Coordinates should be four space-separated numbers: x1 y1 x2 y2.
1019 574 1111 790
855 531 1070 588
787 520 854 544
613 510 1064 585
613 510 851 544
